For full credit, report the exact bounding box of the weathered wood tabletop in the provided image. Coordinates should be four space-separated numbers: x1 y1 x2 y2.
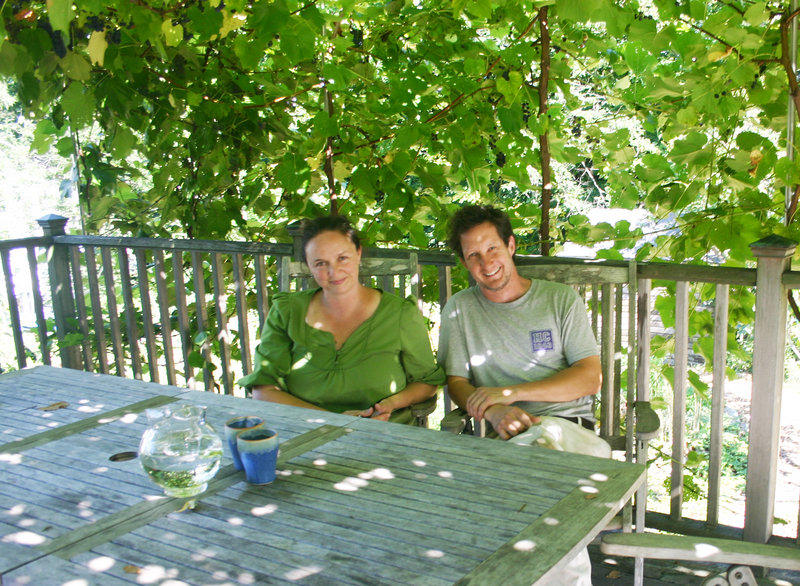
0 366 645 585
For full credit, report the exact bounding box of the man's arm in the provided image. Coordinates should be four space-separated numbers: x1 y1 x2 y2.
464 355 602 421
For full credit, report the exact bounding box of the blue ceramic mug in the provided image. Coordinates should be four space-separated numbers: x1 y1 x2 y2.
236 428 279 484
224 415 264 470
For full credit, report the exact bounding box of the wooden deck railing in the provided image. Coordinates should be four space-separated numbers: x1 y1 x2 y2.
1 214 797 549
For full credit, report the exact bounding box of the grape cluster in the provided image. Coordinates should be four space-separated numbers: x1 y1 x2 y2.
522 102 531 123
351 26 363 48
86 15 105 32
106 28 121 44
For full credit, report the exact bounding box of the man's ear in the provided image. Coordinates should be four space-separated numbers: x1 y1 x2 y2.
508 235 516 256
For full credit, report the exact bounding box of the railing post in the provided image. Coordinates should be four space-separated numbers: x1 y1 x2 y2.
287 220 304 261
36 214 81 370
744 235 797 543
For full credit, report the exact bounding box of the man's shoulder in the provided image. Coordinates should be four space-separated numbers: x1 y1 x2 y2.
530 278 581 299
446 286 482 307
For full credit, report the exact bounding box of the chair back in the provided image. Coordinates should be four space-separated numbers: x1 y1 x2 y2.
515 258 638 452
278 253 422 303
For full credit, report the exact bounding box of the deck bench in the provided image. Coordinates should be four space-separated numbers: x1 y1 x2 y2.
600 532 800 572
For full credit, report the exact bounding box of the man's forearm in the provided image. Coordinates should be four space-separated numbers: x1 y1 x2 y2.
496 356 602 403
446 376 477 410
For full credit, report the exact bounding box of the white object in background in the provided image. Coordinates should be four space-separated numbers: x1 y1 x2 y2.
727 565 756 586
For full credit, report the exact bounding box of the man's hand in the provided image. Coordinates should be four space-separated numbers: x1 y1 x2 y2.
467 386 516 421
484 405 538 440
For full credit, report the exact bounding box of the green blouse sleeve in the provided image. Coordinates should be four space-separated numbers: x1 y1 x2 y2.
398 299 446 387
236 293 294 390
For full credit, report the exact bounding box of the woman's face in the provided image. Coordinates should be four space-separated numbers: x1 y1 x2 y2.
305 230 362 294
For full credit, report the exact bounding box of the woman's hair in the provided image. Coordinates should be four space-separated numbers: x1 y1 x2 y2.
300 215 361 261
446 205 514 259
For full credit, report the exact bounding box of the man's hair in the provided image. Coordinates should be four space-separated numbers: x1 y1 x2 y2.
446 205 514 259
300 215 361 262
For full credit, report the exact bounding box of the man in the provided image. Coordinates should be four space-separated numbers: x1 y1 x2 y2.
438 205 604 585
438 204 602 440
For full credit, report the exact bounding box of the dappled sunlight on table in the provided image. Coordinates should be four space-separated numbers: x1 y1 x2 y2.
285 565 323 581
1 530 46 545
513 539 537 551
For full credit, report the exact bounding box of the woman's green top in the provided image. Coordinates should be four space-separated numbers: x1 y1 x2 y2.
238 289 444 424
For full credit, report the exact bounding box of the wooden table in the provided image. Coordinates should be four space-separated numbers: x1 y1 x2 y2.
0 366 645 585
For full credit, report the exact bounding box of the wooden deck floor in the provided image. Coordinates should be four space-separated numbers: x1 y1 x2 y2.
588 536 800 585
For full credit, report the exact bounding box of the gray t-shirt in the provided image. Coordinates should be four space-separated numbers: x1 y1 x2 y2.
438 279 599 419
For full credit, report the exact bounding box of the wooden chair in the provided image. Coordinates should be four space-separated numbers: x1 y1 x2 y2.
278 252 437 427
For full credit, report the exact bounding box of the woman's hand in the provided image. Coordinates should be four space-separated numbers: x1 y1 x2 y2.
342 403 393 421
343 407 375 417
368 401 393 421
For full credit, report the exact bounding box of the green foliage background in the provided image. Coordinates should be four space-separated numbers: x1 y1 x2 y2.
6 0 800 519
2 0 800 259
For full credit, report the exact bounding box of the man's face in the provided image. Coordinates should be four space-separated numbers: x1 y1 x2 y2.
459 221 517 293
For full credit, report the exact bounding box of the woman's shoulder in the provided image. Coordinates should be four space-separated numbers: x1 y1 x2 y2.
270 289 317 314
377 289 417 312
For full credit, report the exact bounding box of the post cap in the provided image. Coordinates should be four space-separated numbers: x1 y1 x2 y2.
750 234 798 258
36 214 69 236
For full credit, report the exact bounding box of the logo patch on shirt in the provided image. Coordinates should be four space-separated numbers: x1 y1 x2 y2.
530 330 554 352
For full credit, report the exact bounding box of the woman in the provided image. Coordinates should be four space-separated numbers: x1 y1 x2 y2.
238 215 444 424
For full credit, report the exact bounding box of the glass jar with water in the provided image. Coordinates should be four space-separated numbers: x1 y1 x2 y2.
139 404 223 498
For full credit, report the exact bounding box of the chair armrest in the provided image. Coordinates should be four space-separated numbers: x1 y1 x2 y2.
440 407 469 434
634 401 660 440
410 394 438 419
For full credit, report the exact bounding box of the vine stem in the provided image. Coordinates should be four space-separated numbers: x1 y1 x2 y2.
538 6 551 256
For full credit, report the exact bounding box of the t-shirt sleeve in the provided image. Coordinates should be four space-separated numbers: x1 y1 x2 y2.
438 295 472 381
561 288 600 365
398 300 446 387
236 293 294 390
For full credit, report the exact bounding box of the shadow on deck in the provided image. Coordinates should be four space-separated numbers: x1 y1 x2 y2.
588 536 800 585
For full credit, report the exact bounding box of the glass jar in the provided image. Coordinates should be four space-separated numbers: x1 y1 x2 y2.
138 404 223 498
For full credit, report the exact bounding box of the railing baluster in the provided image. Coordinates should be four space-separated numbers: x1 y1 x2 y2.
192 251 213 392
1 249 26 369
671 280 690 521
27 246 49 366
68 246 92 371
118 247 142 380
135 249 159 383
233 253 251 379
84 246 109 374
255 254 269 333
708 283 729 527
211 253 232 394
153 250 176 386
172 251 193 388
600 282 615 440
614 283 624 434
101 247 125 377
